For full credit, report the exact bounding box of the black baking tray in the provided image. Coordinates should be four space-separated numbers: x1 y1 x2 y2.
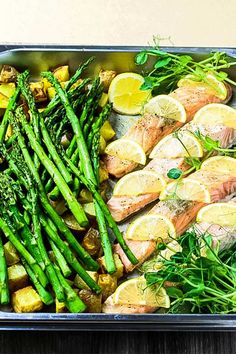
0 45 236 331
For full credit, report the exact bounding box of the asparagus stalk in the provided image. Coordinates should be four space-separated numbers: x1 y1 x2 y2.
63 153 139 265
41 57 94 119
0 217 48 287
41 71 97 185
53 265 86 313
30 188 65 302
40 117 73 185
8 120 98 270
17 110 88 228
0 86 20 144
22 259 54 305
49 239 72 278
41 216 101 293
0 233 9 305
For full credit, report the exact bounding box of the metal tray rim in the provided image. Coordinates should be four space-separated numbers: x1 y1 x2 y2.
0 44 236 330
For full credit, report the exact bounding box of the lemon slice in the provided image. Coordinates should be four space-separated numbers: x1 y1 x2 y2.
193 103 236 129
108 73 151 115
178 73 227 100
105 138 146 164
201 156 236 177
113 170 166 196
149 131 203 159
126 214 176 242
159 178 211 203
197 202 236 227
143 95 186 123
113 276 170 308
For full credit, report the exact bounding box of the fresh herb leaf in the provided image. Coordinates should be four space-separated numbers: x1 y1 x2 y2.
167 168 183 179
154 57 171 69
135 51 148 65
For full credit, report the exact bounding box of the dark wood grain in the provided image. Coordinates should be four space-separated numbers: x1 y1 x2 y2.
0 332 235 354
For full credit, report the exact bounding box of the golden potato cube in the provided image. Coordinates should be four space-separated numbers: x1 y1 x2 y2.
53 66 70 82
83 202 96 217
30 82 47 102
0 65 18 83
98 274 117 301
79 289 102 313
100 121 116 141
4 241 20 266
98 254 124 279
12 286 43 313
8 264 28 291
99 162 109 183
99 135 106 154
99 93 108 107
79 189 93 203
56 299 67 313
0 83 15 98
47 81 66 100
74 271 98 290
82 228 101 256
99 70 116 92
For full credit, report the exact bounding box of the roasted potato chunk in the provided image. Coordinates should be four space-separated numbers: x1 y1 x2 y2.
53 66 70 82
99 162 109 183
12 286 43 313
0 65 18 83
8 264 28 291
63 212 86 231
4 241 20 266
79 289 102 313
83 202 96 217
30 82 47 102
99 70 116 92
98 254 124 279
0 83 15 108
74 271 98 290
100 120 116 141
82 228 101 256
98 274 117 301
79 189 93 203
56 299 67 313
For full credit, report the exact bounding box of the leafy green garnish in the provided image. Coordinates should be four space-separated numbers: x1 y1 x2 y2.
135 40 236 93
167 168 183 179
144 228 236 314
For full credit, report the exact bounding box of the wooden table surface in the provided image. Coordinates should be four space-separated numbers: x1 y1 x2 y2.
0 331 235 354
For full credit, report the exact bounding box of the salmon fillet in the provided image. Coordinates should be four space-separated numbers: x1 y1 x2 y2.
113 239 156 273
114 175 236 272
102 294 158 314
108 123 236 222
193 197 236 251
104 86 222 178
189 171 236 202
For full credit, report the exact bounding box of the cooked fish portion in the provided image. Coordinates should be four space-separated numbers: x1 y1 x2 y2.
104 86 222 178
114 173 236 272
108 121 236 222
102 294 157 314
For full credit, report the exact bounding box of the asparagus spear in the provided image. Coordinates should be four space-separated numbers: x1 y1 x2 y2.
53 265 86 313
41 57 94 119
16 109 88 228
49 239 72 278
7 121 99 270
0 233 9 305
42 72 138 265
0 217 48 288
22 259 54 305
41 216 101 293
0 86 20 144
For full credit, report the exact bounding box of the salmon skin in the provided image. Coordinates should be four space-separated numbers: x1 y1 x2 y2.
108 123 236 222
104 86 222 178
114 174 236 273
